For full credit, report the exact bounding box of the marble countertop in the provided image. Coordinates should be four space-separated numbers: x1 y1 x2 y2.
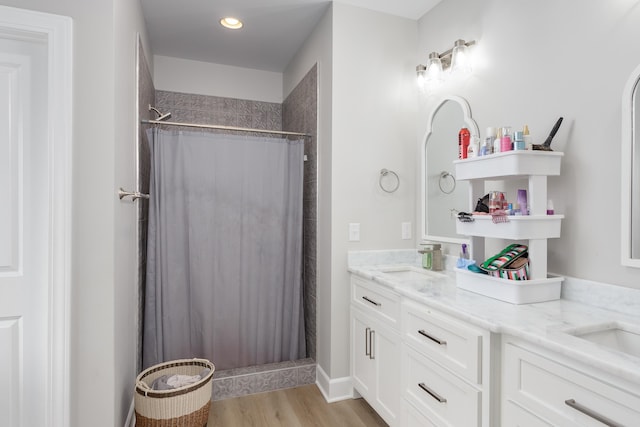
348 262 640 385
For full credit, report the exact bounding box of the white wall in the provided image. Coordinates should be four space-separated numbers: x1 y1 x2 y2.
288 3 420 384
154 55 283 103
418 0 640 289
330 3 418 378
283 3 334 384
113 0 150 423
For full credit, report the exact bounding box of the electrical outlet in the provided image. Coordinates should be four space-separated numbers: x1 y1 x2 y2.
349 223 360 241
401 222 412 239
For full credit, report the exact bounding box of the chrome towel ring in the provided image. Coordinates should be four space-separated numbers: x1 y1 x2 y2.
379 169 400 193
438 171 456 194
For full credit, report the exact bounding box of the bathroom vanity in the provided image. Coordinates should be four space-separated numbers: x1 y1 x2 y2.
348 253 640 426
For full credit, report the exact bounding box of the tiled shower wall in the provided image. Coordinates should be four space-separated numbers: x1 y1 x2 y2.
283 64 318 361
137 64 318 398
154 90 282 130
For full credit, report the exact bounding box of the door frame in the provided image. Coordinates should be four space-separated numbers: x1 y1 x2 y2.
0 6 73 426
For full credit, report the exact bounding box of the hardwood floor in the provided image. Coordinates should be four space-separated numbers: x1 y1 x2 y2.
208 384 388 426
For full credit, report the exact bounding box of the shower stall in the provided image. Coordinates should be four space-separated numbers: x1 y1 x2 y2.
136 42 318 399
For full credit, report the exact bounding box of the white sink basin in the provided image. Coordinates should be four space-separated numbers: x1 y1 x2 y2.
566 322 640 358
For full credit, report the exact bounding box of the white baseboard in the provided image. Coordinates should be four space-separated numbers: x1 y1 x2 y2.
315 364 354 403
124 398 135 427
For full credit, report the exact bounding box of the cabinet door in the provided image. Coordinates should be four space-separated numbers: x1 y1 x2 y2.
351 310 375 399
374 322 402 425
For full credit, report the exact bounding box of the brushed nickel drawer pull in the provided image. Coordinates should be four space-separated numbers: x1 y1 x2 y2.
362 296 382 307
418 382 447 403
564 399 623 427
418 329 447 346
365 327 371 356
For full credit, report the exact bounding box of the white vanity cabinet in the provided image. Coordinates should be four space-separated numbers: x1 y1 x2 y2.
502 337 640 426
350 276 402 426
400 300 493 427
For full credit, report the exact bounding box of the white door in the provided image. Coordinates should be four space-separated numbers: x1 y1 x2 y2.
0 7 72 427
0 33 50 427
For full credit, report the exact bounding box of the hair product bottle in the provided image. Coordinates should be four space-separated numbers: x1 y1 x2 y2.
459 128 470 159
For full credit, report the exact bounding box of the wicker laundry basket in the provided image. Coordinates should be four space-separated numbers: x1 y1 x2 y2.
135 358 215 427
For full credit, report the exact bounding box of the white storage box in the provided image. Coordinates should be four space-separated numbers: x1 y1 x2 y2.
456 268 563 304
456 215 564 239
454 151 563 180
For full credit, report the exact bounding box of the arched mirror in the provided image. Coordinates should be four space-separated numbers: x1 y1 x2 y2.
621 64 640 267
421 96 479 243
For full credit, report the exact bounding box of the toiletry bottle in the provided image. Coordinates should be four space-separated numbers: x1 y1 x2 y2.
514 131 525 150
517 189 528 215
459 128 470 159
523 125 533 150
484 127 496 156
500 126 513 152
460 243 469 259
494 127 502 153
468 136 480 158
547 199 554 215
489 191 499 213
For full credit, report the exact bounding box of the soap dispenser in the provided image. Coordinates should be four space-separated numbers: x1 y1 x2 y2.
431 244 443 271
418 245 433 269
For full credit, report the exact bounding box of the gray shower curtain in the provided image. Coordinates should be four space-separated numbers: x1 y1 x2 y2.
143 128 306 371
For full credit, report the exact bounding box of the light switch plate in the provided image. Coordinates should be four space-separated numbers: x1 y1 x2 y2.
402 222 412 239
349 223 360 241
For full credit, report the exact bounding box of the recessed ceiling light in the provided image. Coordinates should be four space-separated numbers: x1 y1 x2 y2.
220 17 243 30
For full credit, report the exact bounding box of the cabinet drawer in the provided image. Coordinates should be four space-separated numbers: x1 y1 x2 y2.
403 345 481 427
352 276 400 326
402 399 439 427
503 400 554 427
402 301 482 384
503 341 640 426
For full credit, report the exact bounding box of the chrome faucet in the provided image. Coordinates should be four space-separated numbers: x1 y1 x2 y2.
418 244 443 271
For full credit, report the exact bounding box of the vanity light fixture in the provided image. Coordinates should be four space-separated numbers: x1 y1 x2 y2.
417 39 476 90
220 17 243 30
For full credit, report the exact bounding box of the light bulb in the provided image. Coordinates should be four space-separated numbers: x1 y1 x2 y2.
220 17 243 29
451 39 471 74
426 52 444 85
416 64 427 91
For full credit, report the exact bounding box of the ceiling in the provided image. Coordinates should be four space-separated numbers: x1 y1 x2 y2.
140 0 441 73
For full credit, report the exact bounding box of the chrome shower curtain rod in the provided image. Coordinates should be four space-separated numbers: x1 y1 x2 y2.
141 119 312 137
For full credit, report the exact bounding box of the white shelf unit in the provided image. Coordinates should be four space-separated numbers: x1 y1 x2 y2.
453 151 564 304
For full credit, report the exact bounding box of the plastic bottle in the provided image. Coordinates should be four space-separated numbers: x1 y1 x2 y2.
483 127 496 156
523 125 533 150
468 136 479 158
500 126 513 152
493 127 502 153
459 128 470 159
517 189 528 215
514 131 525 150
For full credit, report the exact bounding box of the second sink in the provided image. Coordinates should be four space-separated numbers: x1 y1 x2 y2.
565 322 640 359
